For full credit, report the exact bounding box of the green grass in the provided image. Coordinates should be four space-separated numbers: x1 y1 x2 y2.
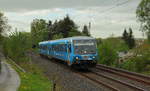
6 59 52 91
141 71 150 76
19 72 52 91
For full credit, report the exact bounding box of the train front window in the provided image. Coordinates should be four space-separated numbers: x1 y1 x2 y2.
73 40 96 54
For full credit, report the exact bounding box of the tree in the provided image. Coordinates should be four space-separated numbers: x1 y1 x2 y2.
0 11 10 39
98 42 118 66
3 31 31 61
68 29 82 37
31 15 83 43
122 28 128 40
52 33 63 40
122 28 135 49
47 15 82 39
82 25 90 36
47 20 53 40
136 0 150 41
31 19 48 46
59 15 79 37
128 28 135 49
122 28 129 48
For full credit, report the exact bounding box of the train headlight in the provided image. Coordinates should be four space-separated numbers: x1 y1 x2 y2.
75 57 79 60
93 56 95 59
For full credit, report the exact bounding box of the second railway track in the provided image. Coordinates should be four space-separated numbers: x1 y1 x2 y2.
37 54 150 91
84 64 150 91
75 64 150 91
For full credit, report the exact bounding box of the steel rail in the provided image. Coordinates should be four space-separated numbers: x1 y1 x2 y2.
96 64 150 85
79 73 120 91
92 71 145 91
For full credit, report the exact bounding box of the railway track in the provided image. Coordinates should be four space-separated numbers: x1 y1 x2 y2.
37 54 150 91
96 64 150 86
75 64 150 91
78 72 120 91
87 64 150 91
78 71 146 91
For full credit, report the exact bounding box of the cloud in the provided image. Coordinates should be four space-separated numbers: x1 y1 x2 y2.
2 0 143 38
0 0 118 12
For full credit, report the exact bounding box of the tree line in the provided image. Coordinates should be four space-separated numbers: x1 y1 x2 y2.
0 0 149 74
31 15 91 46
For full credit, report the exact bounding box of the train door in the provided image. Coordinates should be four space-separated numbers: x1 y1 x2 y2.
67 42 72 66
48 44 51 56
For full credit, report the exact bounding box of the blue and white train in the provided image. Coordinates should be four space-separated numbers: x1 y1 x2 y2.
39 36 98 69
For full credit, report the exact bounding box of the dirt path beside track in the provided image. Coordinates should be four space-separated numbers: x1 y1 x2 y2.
0 53 20 91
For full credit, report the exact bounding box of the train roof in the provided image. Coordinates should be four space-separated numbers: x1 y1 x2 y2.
59 36 94 40
39 36 95 44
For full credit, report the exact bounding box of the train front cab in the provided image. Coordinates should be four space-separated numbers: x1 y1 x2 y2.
68 39 98 69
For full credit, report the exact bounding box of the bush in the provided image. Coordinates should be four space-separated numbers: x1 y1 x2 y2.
103 37 129 52
97 37 128 66
96 38 102 45
2 31 31 62
119 59 137 72
120 42 150 73
120 55 150 73
98 42 118 66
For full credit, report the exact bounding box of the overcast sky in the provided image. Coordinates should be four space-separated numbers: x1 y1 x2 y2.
0 0 143 38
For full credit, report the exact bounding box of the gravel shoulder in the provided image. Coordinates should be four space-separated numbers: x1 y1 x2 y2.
29 52 111 91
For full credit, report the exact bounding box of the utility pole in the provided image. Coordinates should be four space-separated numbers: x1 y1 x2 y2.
89 22 91 35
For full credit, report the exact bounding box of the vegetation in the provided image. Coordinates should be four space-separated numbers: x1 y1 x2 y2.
82 25 90 36
0 0 149 84
2 30 53 90
101 37 129 52
97 37 129 66
6 59 52 91
136 0 150 42
120 41 150 74
1 15 92 90
31 15 87 46
31 19 49 47
98 41 118 66
122 28 135 49
19 72 51 91
2 31 31 63
0 11 10 45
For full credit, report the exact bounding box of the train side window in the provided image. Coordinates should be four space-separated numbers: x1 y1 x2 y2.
62 44 66 52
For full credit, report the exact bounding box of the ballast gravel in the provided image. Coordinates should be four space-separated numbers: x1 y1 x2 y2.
29 52 112 91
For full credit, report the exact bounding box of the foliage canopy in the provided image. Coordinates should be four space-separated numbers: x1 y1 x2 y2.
136 0 150 41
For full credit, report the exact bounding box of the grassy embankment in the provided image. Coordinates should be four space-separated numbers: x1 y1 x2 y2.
2 32 52 91
6 58 52 91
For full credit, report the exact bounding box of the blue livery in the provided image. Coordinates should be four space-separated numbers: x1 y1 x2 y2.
39 36 98 68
